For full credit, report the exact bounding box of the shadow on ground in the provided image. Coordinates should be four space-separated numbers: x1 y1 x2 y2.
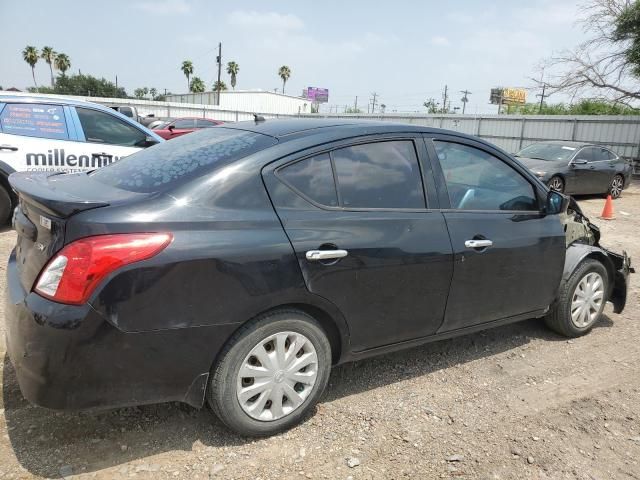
2 315 614 477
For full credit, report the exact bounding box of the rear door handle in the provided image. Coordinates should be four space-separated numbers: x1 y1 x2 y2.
305 249 348 261
0 145 18 151
465 239 493 249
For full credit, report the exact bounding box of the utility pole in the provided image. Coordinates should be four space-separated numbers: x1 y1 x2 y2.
215 42 222 106
536 84 547 114
460 89 471 114
370 92 378 114
442 85 448 113
354 96 358 112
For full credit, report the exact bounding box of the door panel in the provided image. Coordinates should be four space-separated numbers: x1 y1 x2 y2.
427 136 566 332
439 212 565 331
263 137 453 351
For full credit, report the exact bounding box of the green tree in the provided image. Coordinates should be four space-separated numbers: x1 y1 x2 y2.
278 65 291 94
538 0 640 104
41 46 57 87
506 99 640 115
190 76 205 93
50 73 127 97
226 61 239 90
54 53 71 76
423 98 439 113
134 88 145 99
149 87 157 100
142 87 149 98
181 60 194 92
213 80 228 92
22 46 39 89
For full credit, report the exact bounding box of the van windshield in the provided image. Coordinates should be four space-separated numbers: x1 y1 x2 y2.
90 127 277 193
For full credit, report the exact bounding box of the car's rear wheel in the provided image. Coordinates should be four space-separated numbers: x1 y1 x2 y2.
547 176 565 193
208 310 331 436
608 174 624 199
545 259 609 337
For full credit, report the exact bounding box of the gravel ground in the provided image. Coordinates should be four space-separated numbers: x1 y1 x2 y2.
1 185 640 480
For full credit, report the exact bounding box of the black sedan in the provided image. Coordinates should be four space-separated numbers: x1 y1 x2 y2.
5 120 632 436
515 141 632 198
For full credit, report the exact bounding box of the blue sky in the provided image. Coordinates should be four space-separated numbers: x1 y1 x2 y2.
1 0 589 113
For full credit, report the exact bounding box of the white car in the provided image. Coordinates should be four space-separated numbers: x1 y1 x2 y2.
0 94 163 223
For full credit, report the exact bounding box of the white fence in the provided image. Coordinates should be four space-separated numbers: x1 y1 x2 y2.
6 92 640 163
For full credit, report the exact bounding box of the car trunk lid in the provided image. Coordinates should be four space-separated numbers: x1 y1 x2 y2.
9 171 143 293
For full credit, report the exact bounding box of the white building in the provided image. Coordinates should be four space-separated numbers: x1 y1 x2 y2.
165 90 311 115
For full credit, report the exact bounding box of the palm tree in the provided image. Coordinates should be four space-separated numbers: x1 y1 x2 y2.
226 61 239 90
213 80 228 92
149 87 157 100
142 87 149 99
41 46 57 87
278 65 291 94
22 46 39 89
190 76 205 93
54 53 71 77
134 88 145 99
181 60 194 92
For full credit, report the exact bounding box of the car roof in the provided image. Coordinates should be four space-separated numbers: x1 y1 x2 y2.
224 118 449 138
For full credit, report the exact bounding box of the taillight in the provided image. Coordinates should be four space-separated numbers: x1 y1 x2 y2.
34 233 173 305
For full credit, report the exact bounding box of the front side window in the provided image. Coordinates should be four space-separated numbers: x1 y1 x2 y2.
0 103 69 140
332 141 425 209
90 127 277 193
278 153 338 206
173 119 195 129
77 107 146 146
435 141 538 211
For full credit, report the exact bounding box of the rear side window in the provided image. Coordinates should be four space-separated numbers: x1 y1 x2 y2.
0 103 69 140
278 153 338 206
77 107 147 147
332 141 425 209
90 127 277 193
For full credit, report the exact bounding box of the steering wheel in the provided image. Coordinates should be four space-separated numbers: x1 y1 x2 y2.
458 188 476 209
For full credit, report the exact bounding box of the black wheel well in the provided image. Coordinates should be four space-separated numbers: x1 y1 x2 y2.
0 171 16 202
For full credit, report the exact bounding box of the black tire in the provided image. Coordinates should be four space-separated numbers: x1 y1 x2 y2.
208 309 331 437
545 259 609 337
0 185 12 225
547 176 565 193
608 174 624 199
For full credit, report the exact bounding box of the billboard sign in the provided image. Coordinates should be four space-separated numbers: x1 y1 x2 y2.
304 87 329 103
489 87 527 105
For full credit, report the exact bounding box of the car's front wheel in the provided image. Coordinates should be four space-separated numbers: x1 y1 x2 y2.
608 174 624 199
545 259 609 337
208 310 331 436
547 176 565 193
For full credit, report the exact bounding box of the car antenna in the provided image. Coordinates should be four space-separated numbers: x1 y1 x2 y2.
253 114 266 123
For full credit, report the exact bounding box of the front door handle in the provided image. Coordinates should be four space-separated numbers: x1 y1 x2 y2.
465 239 493 249
0 145 18 151
305 249 348 261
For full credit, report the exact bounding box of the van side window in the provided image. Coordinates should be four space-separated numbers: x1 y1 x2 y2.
76 107 146 147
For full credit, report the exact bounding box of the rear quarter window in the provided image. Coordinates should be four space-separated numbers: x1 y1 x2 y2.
90 127 277 192
0 103 69 140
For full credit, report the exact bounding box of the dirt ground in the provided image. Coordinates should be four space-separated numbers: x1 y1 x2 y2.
1 186 640 480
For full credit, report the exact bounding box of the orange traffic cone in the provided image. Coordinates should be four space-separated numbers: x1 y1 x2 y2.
600 194 615 220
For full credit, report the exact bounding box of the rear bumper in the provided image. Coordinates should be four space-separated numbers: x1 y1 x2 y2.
5 249 237 410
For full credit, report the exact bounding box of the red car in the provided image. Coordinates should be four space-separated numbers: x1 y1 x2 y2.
153 117 223 140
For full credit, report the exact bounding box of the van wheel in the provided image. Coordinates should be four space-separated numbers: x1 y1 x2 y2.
545 259 609 337
208 310 331 436
0 185 12 225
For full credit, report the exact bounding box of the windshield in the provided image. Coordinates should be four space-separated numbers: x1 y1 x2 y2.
516 143 576 162
90 127 277 193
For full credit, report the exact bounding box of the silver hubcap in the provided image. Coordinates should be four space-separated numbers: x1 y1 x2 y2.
549 177 563 191
571 272 604 328
237 331 318 421
610 176 623 197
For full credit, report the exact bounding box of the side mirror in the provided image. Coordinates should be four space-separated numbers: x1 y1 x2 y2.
546 190 569 215
143 135 159 148
571 158 588 166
